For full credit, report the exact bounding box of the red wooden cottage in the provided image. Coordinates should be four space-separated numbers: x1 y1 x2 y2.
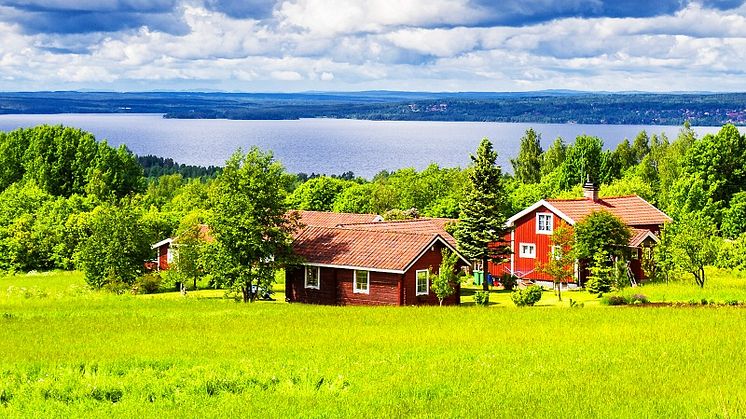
149 224 213 271
490 182 672 288
286 212 469 306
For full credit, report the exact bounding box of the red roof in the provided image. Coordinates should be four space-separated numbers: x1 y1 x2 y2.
293 226 444 272
295 210 382 228
546 195 672 226
629 228 659 247
338 218 458 248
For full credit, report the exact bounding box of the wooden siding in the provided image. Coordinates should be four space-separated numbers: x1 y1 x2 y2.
337 270 401 306
285 266 338 305
490 205 570 282
286 243 464 306
158 244 170 270
402 241 462 306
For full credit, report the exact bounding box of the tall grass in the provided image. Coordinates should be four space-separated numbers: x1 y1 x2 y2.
1 271 745 417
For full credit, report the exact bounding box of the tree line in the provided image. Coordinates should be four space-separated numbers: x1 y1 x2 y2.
2 122 746 297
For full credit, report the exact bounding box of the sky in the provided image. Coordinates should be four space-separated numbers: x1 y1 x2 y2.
1 0 745 92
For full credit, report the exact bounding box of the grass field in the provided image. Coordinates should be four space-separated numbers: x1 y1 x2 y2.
1 271 746 417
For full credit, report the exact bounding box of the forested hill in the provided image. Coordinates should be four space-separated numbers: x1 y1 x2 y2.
1 91 746 126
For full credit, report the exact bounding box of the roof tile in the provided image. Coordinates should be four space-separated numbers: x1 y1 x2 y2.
294 226 439 272
546 195 672 226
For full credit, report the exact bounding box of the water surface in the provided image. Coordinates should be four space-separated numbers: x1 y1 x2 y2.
0 114 730 178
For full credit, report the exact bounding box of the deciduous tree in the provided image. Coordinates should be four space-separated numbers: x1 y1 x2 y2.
538 225 575 302
511 128 543 184
431 249 460 306
207 148 299 302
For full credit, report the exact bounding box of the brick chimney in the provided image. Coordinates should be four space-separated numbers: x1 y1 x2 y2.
583 177 599 201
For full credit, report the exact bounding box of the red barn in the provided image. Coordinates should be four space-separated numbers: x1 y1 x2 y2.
287 212 469 306
491 182 671 288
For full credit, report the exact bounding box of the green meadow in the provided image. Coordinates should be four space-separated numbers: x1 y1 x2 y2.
2 271 746 418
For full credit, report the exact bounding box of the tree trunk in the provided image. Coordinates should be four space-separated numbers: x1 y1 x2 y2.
242 284 250 303
556 282 562 302
193 276 197 290
482 256 489 291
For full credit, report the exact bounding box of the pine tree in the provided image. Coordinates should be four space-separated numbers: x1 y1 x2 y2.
454 138 511 291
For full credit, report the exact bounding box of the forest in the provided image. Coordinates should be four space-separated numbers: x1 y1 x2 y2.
1 122 745 294
2 91 746 125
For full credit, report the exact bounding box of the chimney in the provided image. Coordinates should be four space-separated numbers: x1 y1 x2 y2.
583 176 599 201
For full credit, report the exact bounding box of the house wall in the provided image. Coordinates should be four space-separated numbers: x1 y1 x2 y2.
285 266 338 305
402 242 462 306
337 270 402 306
490 206 572 283
158 243 170 270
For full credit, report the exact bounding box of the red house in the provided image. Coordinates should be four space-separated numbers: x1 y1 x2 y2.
490 182 672 288
149 224 213 271
286 212 469 306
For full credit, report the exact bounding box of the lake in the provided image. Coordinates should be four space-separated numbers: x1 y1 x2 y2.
0 113 732 178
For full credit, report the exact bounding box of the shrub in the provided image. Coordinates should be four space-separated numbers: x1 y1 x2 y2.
499 274 518 291
134 274 162 294
586 274 612 294
511 285 543 307
629 293 649 304
601 295 628 306
473 290 490 306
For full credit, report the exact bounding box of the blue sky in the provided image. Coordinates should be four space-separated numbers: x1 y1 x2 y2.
0 0 745 92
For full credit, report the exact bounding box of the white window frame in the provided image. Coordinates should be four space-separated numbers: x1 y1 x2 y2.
551 245 562 260
416 269 429 296
536 212 554 235
304 266 320 289
166 247 174 263
353 270 370 294
519 243 536 259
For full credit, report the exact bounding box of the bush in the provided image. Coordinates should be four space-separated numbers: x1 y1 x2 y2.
586 274 612 294
511 285 543 307
499 274 518 291
473 290 490 306
629 293 649 304
601 294 628 306
134 274 162 294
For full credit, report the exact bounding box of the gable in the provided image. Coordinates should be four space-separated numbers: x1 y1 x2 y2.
507 200 574 227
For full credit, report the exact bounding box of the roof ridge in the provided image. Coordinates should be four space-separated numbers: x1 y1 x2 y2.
341 218 437 226
304 224 438 238
295 209 380 217
547 194 642 202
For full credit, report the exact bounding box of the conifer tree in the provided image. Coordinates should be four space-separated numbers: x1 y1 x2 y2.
454 138 511 291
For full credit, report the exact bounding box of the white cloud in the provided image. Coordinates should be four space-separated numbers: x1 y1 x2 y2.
270 70 303 81
1 1 746 91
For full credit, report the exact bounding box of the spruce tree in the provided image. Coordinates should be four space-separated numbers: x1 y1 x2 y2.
455 138 512 291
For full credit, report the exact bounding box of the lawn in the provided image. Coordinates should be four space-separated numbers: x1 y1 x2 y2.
1 271 746 417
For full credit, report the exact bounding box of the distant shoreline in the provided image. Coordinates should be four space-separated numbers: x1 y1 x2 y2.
2 91 746 126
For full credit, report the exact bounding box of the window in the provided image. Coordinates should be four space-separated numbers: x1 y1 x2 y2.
552 245 562 260
166 248 174 263
305 266 320 289
416 270 429 296
536 213 553 234
519 243 536 259
354 270 369 294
